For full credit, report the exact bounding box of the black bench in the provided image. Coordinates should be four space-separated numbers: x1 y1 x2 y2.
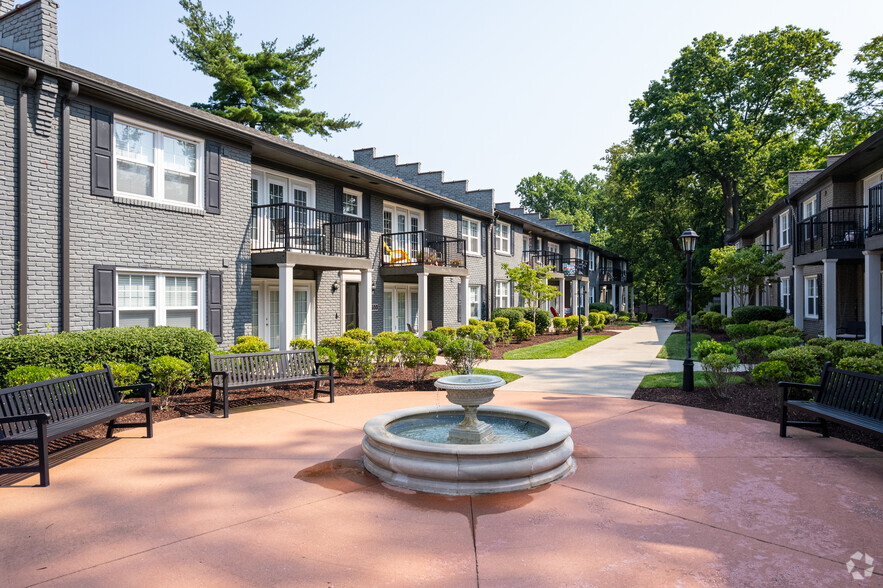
0 365 154 486
779 362 883 438
209 348 334 418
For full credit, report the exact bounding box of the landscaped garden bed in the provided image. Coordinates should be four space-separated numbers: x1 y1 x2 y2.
502 334 611 360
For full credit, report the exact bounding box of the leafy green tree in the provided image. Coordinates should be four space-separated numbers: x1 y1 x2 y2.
701 245 785 307
630 27 840 240
502 263 560 324
170 0 360 138
826 36 883 152
515 171 603 232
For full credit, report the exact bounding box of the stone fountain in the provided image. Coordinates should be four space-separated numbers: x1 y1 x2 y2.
362 373 576 495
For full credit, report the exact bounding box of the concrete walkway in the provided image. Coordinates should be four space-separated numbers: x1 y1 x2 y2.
484 323 676 397
2 392 880 587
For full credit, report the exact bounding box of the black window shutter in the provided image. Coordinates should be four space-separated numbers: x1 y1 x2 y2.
509 281 514 307
481 222 488 256
362 191 371 221
91 107 113 197
334 185 343 214
509 227 515 255
205 141 221 214
206 271 223 343
93 265 116 328
776 215 780 248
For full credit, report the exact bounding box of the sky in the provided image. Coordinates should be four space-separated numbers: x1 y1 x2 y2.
59 0 883 205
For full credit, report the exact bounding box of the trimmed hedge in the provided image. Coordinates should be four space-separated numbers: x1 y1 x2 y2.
514 320 536 341
491 308 525 330
731 305 787 324
5 365 69 387
837 356 883 376
589 302 614 313
725 324 762 341
751 360 790 386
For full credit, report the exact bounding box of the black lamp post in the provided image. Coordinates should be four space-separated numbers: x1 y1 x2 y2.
680 228 699 392
577 279 584 341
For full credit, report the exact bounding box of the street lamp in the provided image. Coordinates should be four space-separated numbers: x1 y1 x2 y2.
679 228 699 392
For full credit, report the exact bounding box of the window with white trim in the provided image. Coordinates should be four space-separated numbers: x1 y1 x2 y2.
342 188 361 216
462 217 481 255
801 195 819 220
495 281 509 309
113 119 203 206
780 277 791 313
469 285 481 319
588 251 595 271
778 211 791 248
547 242 559 255
805 276 819 319
118 272 201 328
494 222 511 254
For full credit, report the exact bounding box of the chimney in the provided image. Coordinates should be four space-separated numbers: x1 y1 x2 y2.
826 154 844 168
788 169 823 195
0 0 59 66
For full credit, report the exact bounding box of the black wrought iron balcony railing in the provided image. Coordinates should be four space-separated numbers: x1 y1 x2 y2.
561 258 589 277
251 203 369 257
381 231 466 268
523 249 562 272
869 184 883 238
796 206 867 256
599 268 623 282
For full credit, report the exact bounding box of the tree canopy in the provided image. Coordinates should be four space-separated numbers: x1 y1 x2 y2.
701 245 785 306
515 171 603 232
502 262 560 323
170 0 360 138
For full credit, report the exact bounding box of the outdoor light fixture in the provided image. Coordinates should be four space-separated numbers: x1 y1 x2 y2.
331 280 339 293
680 228 699 392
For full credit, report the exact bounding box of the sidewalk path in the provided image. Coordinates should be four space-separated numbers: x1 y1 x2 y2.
484 323 675 398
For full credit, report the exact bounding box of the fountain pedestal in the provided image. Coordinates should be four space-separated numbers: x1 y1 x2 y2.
442 380 500 444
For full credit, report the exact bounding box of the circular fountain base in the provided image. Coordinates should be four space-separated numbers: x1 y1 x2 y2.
362 405 576 496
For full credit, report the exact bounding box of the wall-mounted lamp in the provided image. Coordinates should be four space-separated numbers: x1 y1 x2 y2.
331 280 339 293
371 281 377 294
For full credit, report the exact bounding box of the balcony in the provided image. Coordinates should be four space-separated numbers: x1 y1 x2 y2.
251 203 369 258
380 231 466 275
561 258 589 277
796 206 866 257
599 268 624 283
868 184 883 238
523 250 562 273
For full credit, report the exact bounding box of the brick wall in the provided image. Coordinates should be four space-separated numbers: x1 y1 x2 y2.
788 170 822 195
0 0 58 66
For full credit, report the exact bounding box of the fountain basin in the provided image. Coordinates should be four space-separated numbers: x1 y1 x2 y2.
362 405 576 496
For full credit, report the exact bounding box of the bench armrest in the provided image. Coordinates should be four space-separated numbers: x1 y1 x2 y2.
0 412 49 425
210 370 229 385
778 381 820 403
116 383 153 401
315 361 335 376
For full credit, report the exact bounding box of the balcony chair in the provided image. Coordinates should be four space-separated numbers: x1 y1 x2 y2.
383 241 413 265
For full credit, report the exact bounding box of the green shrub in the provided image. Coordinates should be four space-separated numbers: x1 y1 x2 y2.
700 312 725 332
228 335 271 354
565 315 579 333
751 360 791 386
373 334 405 376
588 312 604 330
457 324 483 340
709 303 721 313
721 316 734 327
148 356 192 410
837 356 883 376
731 305 787 324
481 326 500 348
342 328 372 342
589 302 614 313
805 337 834 347
492 307 525 330
514 320 536 341
553 316 567 332
443 338 489 375
637 312 650 322
5 365 69 387
768 347 823 382
734 335 802 363
422 330 452 353
726 324 762 341
394 331 416 342
435 327 457 339
493 317 510 333
701 351 740 395
828 340 881 364
604 312 617 325
318 337 374 378
674 313 687 329
81 361 142 392
522 308 552 333
402 337 438 381
695 339 735 362
468 318 481 326
316 346 337 374
290 338 315 350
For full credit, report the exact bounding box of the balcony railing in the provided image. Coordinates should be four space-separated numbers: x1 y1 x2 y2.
561 258 589 277
523 249 562 272
796 206 867 256
599 268 623 282
869 184 883 237
381 230 466 268
251 203 369 257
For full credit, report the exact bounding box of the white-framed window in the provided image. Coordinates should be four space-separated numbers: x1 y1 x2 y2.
469 285 481 319
780 276 791 313
250 167 316 209
342 188 361 217
588 251 595 271
778 211 791 248
495 281 509 309
118 271 202 329
113 117 203 207
462 217 481 255
801 195 819 220
383 285 419 333
494 222 511 254
547 242 559 255
805 276 819 319
589 287 596 303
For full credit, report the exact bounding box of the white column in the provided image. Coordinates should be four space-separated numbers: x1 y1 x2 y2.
823 259 837 338
794 265 805 331
459 276 469 325
416 273 428 335
865 251 882 344
277 263 295 350
359 269 372 334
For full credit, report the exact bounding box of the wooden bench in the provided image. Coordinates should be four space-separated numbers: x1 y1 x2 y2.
209 348 334 418
0 365 154 486
779 362 883 439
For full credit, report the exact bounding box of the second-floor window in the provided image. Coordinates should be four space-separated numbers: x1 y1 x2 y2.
589 251 595 271
342 188 361 216
114 119 203 207
778 211 791 248
801 195 819 220
462 217 481 254
495 222 511 253
547 242 559 255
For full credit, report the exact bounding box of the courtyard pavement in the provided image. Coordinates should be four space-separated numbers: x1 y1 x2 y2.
2 390 881 587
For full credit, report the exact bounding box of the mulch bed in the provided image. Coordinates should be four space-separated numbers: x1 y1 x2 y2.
633 375 883 452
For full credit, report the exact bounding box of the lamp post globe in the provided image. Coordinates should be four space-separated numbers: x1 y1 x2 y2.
680 228 699 392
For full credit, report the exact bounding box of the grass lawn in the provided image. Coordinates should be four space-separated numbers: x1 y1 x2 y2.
502 335 609 360
639 371 745 388
656 333 711 360
430 368 522 384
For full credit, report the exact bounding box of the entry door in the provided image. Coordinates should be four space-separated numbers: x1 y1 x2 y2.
252 281 311 349
383 285 418 332
345 283 359 331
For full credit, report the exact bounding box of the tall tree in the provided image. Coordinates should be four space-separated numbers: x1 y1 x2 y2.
701 245 784 307
826 36 883 153
629 27 840 240
170 0 360 138
515 171 603 231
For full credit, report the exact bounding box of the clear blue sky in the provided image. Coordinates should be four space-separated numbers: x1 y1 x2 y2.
59 0 882 204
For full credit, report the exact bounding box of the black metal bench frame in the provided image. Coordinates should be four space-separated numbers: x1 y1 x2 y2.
209 348 334 418
779 361 883 438
0 364 154 486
